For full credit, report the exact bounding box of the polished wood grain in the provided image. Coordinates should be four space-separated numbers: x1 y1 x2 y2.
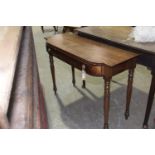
77 26 155 128
47 33 138 67
0 27 22 115
46 33 139 128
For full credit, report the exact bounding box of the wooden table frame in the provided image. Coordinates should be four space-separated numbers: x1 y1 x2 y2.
46 33 138 128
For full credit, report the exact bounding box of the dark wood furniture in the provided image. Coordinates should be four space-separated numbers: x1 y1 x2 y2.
41 26 58 33
63 26 80 33
77 26 155 128
46 33 139 128
0 26 48 129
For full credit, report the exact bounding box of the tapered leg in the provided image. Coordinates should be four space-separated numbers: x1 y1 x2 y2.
143 71 155 128
125 68 135 120
41 26 44 33
103 78 111 129
49 55 57 93
82 80 86 88
71 66 76 86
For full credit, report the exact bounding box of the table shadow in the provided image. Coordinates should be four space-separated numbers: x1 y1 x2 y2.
54 85 155 129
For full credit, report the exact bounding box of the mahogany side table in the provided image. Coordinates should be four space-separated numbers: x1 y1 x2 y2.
46 33 139 128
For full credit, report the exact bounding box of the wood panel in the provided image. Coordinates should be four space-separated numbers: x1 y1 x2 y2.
0 27 22 115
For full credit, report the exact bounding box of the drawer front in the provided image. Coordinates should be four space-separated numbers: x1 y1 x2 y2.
47 47 103 77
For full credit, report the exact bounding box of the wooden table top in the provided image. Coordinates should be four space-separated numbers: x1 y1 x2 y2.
0 27 22 114
47 33 138 67
77 26 155 55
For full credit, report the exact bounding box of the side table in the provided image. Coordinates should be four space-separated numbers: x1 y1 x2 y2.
46 33 139 128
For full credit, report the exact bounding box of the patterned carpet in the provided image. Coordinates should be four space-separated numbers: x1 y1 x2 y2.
32 26 155 129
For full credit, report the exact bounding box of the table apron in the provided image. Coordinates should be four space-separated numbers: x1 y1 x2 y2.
47 48 137 78
47 48 104 77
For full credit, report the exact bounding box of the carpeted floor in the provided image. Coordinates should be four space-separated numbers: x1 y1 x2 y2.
32 26 155 129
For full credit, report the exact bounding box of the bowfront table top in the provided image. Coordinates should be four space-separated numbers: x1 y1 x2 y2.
0 27 22 114
77 26 155 54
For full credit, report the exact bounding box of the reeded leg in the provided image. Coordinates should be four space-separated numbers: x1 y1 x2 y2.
71 66 76 86
49 55 57 93
103 78 111 129
143 71 155 128
125 68 135 120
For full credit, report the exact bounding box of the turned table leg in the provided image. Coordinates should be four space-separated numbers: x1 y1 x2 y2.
125 68 135 120
103 78 111 129
143 71 155 128
71 66 76 86
49 55 57 93
41 26 44 33
82 80 86 88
